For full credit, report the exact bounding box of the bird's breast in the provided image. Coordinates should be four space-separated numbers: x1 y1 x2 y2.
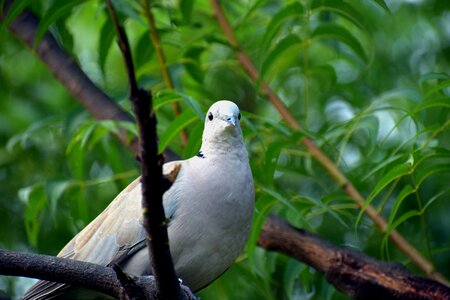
166 154 254 290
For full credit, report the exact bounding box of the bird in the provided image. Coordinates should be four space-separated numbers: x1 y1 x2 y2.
23 100 255 299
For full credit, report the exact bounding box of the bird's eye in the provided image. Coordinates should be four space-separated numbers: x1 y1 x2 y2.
208 112 213 121
238 113 241 120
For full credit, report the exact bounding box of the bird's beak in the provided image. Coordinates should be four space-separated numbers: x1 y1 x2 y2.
225 115 238 127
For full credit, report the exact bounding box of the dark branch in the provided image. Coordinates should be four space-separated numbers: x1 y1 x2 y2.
258 215 450 300
0 249 196 300
105 0 138 96
106 1 184 299
0 249 123 298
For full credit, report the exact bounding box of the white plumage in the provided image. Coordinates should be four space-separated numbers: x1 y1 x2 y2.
23 100 255 299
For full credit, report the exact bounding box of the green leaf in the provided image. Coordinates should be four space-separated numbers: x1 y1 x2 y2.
183 122 203 158
311 0 367 30
154 90 182 110
180 0 193 23
283 259 304 299
19 184 47 247
247 194 278 271
386 184 415 231
414 97 450 112
98 16 116 75
415 163 450 187
419 72 449 84
391 210 420 230
356 163 411 226
36 0 84 45
261 140 285 185
421 188 450 213
305 195 350 229
66 121 97 153
179 93 204 120
54 19 74 56
2 0 32 26
260 2 304 54
158 110 199 153
46 180 73 216
68 120 136 155
134 30 154 72
183 46 205 83
245 111 293 137
373 0 391 13
110 0 143 24
366 163 412 205
258 185 298 213
260 34 303 81
424 80 450 100
312 24 368 62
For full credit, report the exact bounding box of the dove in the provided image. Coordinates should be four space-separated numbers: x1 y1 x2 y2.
23 100 255 299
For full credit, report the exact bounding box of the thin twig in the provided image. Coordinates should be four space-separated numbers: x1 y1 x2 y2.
141 0 188 146
106 1 183 298
209 0 448 285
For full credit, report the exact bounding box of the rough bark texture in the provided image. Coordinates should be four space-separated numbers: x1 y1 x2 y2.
105 1 184 299
0 249 121 298
258 215 450 300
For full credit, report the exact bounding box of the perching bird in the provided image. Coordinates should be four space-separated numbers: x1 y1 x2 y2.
23 100 254 299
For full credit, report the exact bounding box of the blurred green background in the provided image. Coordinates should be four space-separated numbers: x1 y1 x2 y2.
1 0 449 299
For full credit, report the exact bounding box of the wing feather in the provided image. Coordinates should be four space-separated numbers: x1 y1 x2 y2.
23 161 182 300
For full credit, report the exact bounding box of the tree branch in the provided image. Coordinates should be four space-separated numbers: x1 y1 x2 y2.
0 249 129 299
106 1 184 299
2 1 138 154
258 215 450 300
208 0 448 285
0 249 196 300
141 0 188 146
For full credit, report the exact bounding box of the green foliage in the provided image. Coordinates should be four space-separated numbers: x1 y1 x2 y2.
1 0 450 299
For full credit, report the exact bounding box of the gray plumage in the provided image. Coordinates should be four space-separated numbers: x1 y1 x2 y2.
23 100 254 299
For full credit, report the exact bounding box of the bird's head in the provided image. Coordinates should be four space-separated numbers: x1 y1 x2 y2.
200 100 244 152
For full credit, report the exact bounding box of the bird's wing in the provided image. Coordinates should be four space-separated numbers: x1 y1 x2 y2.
22 161 183 300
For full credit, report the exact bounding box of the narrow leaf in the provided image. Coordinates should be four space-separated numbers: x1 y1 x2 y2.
261 34 302 81
19 184 47 246
36 0 83 44
158 110 199 153
180 0 193 23
261 2 304 54
312 24 368 62
356 163 411 226
99 16 116 75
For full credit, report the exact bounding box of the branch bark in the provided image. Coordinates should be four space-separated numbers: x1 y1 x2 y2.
0 249 196 300
2 1 138 154
0 249 139 299
106 1 184 299
208 0 448 285
258 215 450 300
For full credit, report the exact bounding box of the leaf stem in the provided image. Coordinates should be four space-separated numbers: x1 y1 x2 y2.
141 0 188 147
